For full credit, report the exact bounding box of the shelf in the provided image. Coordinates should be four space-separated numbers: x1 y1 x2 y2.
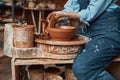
14 58 73 65
25 7 63 11
4 2 12 6
0 3 12 7
2 18 13 22
0 18 13 23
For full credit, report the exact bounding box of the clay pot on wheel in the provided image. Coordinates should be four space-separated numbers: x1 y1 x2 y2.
41 19 76 41
47 26 76 41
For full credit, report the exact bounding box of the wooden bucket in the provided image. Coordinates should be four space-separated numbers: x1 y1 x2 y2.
29 65 45 80
13 24 35 48
65 64 77 80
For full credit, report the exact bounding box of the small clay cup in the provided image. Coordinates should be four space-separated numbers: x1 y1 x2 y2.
47 26 76 41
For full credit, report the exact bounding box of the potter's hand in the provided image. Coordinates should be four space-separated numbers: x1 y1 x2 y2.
47 11 66 22
47 11 80 27
47 11 79 22
47 11 66 27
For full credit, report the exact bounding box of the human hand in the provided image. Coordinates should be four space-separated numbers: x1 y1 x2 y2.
47 11 67 27
47 11 81 27
47 11 66 22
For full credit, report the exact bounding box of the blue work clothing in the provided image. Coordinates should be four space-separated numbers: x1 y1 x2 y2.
62 0 120 80
62 0 119 25
73 8 120 80
74 1 120 80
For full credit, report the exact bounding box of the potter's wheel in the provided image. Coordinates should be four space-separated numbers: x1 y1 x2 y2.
35 34 90 55
35 34 90 46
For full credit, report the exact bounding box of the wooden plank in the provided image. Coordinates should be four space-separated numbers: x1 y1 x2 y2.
12 47 76 59
11 58 20 80
14 58 73 65
13 56 120 66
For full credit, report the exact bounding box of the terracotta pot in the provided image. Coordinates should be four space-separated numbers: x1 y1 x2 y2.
13 24 35 48
29 65 45 80
47 26 76 41
40 19 76 41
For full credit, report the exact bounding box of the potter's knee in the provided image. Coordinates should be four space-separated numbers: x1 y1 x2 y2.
72 63 82 74
72 63 91 80
72 62 87 75
72 62 76 73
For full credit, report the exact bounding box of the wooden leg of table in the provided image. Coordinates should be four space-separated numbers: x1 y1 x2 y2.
65 64 77 80
20 66 29 80
11 58 20 80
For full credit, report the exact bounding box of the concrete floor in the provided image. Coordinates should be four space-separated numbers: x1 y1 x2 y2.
0 56 12 80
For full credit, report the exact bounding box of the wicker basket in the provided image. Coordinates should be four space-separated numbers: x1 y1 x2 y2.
29 65 45 80
13 24 35 48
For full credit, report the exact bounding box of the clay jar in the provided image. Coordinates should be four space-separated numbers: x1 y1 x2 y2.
47 26 76 41
13 24 35 48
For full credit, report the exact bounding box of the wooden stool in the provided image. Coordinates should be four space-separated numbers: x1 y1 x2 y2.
106 56 120 80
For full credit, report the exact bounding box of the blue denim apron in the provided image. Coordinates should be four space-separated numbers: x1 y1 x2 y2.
72 0 120 80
